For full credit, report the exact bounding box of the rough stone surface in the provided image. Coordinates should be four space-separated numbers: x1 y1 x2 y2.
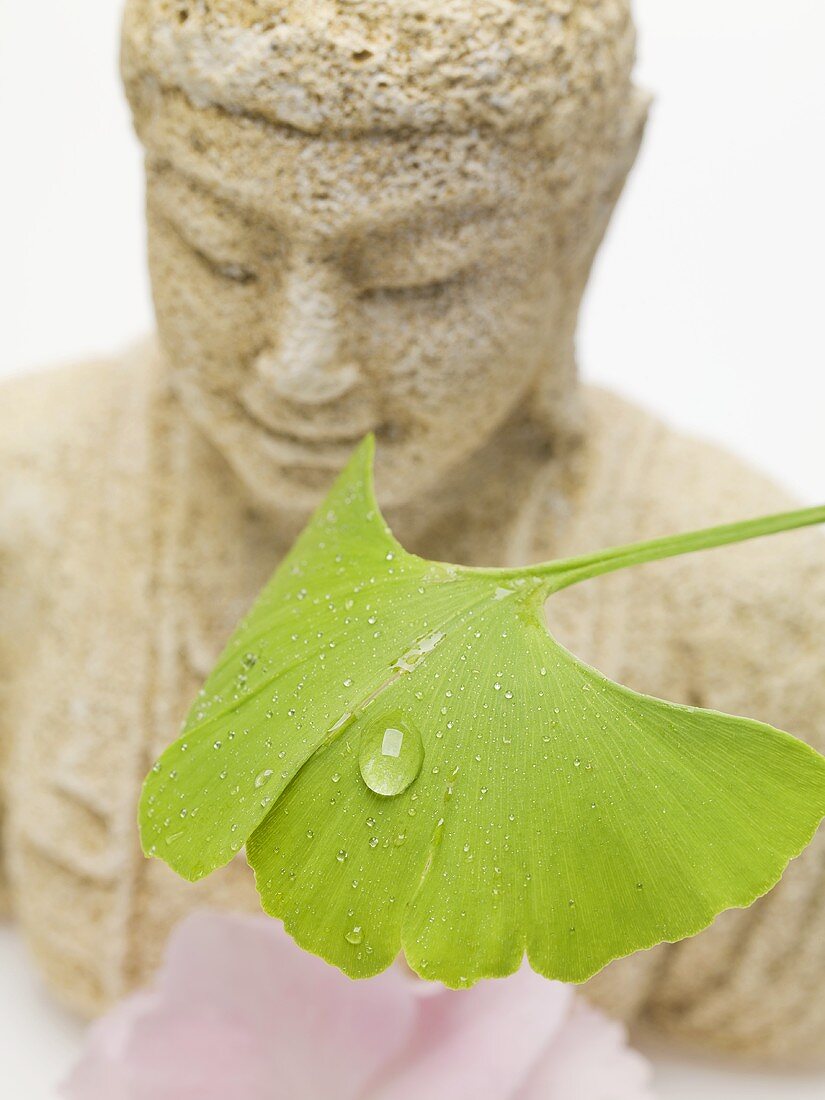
1 0 823 1066
122 0 637 138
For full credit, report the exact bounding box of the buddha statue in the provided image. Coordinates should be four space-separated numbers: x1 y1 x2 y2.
2 0 823 1065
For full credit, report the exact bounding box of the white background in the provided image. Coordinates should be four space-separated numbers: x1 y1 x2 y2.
1 1 823 1096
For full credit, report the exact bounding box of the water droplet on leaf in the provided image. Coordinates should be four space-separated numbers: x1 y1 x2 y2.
359 713 424 797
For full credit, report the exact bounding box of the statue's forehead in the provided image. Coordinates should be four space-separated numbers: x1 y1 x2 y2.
147 94 543 237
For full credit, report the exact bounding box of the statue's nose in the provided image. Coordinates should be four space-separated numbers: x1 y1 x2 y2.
254 258 362 405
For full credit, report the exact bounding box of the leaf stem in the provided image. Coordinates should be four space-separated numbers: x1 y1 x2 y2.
482 504 825 591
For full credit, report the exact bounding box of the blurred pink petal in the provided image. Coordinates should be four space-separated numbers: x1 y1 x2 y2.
62 913 416 1100
371 966 573 1100
61 993 157 1099
517 1000 656 1100
62 912 655 1100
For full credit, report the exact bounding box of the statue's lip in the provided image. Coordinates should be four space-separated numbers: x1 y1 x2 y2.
243 409 373 465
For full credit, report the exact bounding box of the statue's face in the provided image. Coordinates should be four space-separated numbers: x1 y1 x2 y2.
146 111 564 509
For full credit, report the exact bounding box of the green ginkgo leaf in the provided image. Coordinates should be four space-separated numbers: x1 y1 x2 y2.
140 438 825 987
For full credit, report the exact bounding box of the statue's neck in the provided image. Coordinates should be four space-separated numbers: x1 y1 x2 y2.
386 408 576 567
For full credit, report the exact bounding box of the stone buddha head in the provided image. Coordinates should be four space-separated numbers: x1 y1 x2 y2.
122 0 646 509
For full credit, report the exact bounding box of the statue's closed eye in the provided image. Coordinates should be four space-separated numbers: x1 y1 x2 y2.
353 209 494 298
180 233 260 286
211 260 259 285
358 270 466 300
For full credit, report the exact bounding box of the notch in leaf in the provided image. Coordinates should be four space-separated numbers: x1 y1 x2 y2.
140 437 825 987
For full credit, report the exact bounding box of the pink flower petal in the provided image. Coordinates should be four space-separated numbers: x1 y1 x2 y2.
516 1000 656 1100
369 965 574 1100
62 913 655 1100
60 993 158 1100
63 913 416 1100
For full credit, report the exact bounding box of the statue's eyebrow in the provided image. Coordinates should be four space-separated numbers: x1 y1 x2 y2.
151 159 504 259
149 163 255 228
355 203 500 248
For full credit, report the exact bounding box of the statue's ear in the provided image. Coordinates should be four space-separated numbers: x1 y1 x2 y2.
529 87 652 452
573 85 652 290
609 84 651 214
614 86 653 196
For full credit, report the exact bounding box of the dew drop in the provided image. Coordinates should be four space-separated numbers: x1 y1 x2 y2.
359 713 424 798
255 769 274 789
346 926 364 945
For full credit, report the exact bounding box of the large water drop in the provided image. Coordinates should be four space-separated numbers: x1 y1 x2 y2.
359 713 424 797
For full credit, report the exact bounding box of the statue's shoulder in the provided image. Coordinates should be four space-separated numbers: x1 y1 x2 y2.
577 383 823 606
578 385 797 536
0 340 159 469
0 339 162 578
574 385 825 721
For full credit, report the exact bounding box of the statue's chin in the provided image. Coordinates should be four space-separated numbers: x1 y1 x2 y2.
190 410 428 515
174 380 481 514
211 422 357 514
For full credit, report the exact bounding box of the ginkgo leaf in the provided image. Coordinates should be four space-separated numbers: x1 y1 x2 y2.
140 438 825 987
